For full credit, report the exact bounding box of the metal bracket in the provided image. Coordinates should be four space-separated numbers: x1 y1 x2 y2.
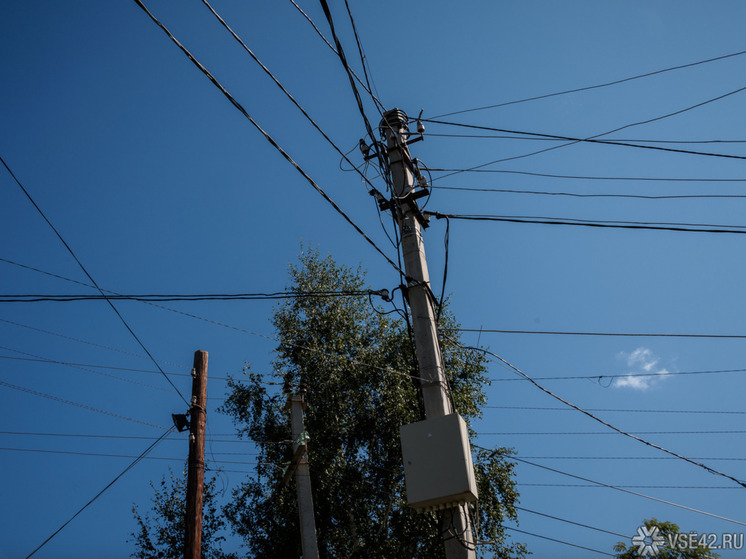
281 438 309 486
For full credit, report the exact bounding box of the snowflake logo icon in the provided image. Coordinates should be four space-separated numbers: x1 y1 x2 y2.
632 525 665 557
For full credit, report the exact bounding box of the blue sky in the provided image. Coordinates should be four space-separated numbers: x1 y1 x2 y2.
2 1 746 557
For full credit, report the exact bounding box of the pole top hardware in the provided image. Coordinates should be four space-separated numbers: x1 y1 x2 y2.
380 108 409 134
369 288 391 302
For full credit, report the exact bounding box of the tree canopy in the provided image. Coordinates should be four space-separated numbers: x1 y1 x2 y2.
220 248 525 558
130 468 235 559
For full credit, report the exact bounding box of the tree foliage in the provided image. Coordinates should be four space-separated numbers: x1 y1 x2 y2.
221 248 525 558
130 468 235 559
614 518 720 558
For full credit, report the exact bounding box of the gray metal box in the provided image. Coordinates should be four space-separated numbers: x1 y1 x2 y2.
400 413 478 512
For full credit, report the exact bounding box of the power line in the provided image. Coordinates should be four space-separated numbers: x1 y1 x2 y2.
0 290 372 302
342 0 385 113
1 257 426 384
198 0 387 199
489 367 746 382
429 184 746 200
0 256 95 287
424 131 746 145
428 211 746 235
317 0 380 144
499 525 616 556
0 379 168 430
428 167 746 182
10 432 739 462
456 343 746 489
0 354 223 379
421 118 746 161
0 447 259 464
0 346 173 393
429 48 746 118
430 82 746 177
503 454 746 527
486 405 746 415
512 455 746 462
1 155 189 405
0 431 253 443
24 428 175 558
132 0 403 276
477 430 746 436
0 431 264 445
518 483 739 489
287 0 383 108
452 327 746 339
0 317 187 366
0 431 188 441
1 446 186 461
515 506 627 539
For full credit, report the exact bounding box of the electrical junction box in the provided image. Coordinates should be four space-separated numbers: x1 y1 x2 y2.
399 413 478 512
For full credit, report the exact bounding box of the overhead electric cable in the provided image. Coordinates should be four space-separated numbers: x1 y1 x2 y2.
0 317 186 366
317 0 379 145
0 155 188 405
2 257 424 384
0 256 94 287
424 131 746 144
0 354 224 379
199 0 387 197
501 453 746 527
1 446 186 461
0 431 190 441
429 211 746 235
453 327 746 339
24 428 175 558
428 168 746 182
132 0 403 275
0 447 257 465
511 455 746 462
486 405 746 415
499 525 616 556
477 430 746 436
518 483 738 489
489 367 746 382
515 506 627 539
0 290 372 302
0 380 167 429
464 345 746 488
287 0 383 108
430 48 746 118
342 0 385 113
0 346 172 393
432 83 746 177
421 118 746 161
429 185 746 200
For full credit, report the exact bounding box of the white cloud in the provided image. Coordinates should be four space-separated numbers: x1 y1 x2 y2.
613 347 670 391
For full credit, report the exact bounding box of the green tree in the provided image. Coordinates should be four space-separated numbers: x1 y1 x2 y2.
614 518 720 558
221 248 525 558
130 468 235 559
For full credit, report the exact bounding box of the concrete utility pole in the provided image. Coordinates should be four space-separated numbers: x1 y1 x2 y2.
184 350 208 559
380 109 476 558
285 389 320 559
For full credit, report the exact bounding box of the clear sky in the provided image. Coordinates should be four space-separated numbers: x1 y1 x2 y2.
2 1 746 558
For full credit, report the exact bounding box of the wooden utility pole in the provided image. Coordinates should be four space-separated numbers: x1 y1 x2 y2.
284 389 320 559
184 350 208 559
380 109 477 558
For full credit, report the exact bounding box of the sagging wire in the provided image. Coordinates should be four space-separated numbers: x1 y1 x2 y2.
452 338 746 489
